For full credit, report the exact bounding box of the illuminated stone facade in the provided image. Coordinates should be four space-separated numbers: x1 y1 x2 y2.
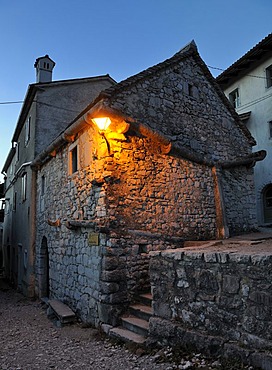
34 42 260 325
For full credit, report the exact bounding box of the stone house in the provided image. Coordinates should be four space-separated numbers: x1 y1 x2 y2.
32 41 264 327
216 33 272 225
1 55 115 296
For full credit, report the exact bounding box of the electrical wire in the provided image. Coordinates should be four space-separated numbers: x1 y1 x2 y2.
33 100 79 113
0 101 24 105
208 65 268 80
0 65 271 112
0 99 79 113
237 91 272 110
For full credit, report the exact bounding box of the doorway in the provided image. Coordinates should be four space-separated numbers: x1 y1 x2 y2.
17 244 23 291
263 185 272 224
40 236 49 298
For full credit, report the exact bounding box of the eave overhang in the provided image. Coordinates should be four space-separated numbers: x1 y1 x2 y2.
216 33 272 89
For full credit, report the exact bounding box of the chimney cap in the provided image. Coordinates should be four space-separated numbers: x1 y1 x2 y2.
34 54 56 68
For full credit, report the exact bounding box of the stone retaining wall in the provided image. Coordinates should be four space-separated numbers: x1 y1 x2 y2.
149 244 272 369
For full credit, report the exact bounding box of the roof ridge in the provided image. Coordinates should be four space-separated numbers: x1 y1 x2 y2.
95 40 198 101
32 74 116 87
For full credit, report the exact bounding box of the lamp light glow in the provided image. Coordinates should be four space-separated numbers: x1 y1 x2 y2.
92 117 111 131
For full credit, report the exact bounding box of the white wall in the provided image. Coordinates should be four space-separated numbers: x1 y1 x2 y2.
224 56 272 224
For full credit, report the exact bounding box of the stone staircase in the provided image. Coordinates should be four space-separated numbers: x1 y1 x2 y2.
109 292 152 345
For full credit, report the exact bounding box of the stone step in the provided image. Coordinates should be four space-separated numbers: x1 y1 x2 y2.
121 315 149 337
129 303 153 321
109 326 146 344
137 292 152 306
47 299 76 324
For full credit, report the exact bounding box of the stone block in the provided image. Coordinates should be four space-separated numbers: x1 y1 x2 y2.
182 330 224 356
100 282 120 294
149 317 176 340
102 256 121 271
197 270 219 294
78 264 85 275
100 269 125 282
184 251 204 261
222 275 240 294
204 252 218 263
98 302 124 326
222 343 251 365
153 301 172 320
228 253 251 264
241 332 272 350
249 352 272 370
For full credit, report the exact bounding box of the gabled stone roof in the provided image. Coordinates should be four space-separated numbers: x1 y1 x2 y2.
216 33 272 88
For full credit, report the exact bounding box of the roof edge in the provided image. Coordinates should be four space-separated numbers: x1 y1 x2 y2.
11 74 117 143
216 33 272 87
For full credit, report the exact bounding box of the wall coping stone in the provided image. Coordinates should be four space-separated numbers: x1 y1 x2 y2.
150 231 272 265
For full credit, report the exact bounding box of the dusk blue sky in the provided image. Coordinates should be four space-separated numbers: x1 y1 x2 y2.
0 0 271 181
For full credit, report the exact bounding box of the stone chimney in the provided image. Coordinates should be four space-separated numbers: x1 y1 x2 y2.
34 55 56 83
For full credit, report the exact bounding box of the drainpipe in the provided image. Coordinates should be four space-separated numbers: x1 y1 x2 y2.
28 168 37 297
4 161 32 193
212 166 229 239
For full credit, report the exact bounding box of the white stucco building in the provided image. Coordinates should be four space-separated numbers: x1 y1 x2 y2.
216 33 272 225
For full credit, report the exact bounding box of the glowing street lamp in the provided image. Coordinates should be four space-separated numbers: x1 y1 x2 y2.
92 117 111 131
91 117 111 155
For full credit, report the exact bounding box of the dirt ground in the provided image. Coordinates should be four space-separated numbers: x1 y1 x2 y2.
0 282 258 370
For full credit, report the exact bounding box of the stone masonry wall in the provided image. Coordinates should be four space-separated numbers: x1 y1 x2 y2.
149 246 272 367
35 122 218 324
106 133 217 299
104 53 257 235
221 166 257 234
36 127 110 325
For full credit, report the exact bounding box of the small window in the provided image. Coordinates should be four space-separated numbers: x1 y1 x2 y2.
188 83 193 96
269 121 272 139
229 88 240 108
13 191 17 211
263 185 272 223
71 147 78 173
41 175 46 196
16 142 20 162
22 173 27 201
69 145 78 174
25 116 31 145
265 188 272 207
24 249 28 270
266 65 272 88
